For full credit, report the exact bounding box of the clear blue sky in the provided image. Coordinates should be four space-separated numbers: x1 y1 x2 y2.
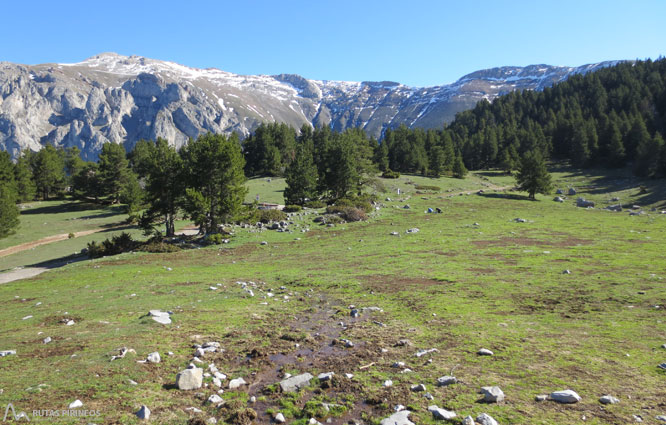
2 0 664 87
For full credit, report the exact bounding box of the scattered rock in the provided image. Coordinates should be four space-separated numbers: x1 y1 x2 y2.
260 241 268 245
599 395 620 405
477 348 494 356
562 269 571 274
436 376 457 386
43 337 52 344
462 416 475 425
350 308 360 318
206 394 224 405
415 348 438 357
406 228 420 234
576 197 595 208
380 410 414 425
513 218 527 223
65 320 75 326
176 367 203 390
476 413 499 425
146 352 161 363
428 405 456 420
22 315 33 320
656 415 666 422
553 196 564 202
658 363 666 370
550 389 581 403
568 188 576 196
228 377 247 389
383 380 393 387
318 372 334 381
135 405 150 420
0 350 16 357
535 394 548 402
481 386 505 403
410 383 426 392
68 399 83 409
279 373 313 393
274 413 286 423
149 310 172 325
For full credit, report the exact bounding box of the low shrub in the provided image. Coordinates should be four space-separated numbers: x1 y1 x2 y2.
381 170 400 179
87 232 137 258
206 233 226 245
340 207 368 222
283 205 302 213
257 209 287 223
141 241 182 253
304 200 326 209
68 232 75 239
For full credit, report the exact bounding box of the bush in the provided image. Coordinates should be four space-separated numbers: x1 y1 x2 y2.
206 233 226 245
414 184 441 192
257 209 287 223
68 232 75 239
304 200 326 209
283 205 302 213
340 207 368 222
381 170 400 179
87 232 137 258
141 241 182 253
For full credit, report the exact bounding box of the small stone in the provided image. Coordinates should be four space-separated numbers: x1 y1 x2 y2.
213 378 222 388
562 269 571 274
128 379 138 385
206 394 223 405
410 383 426 392
428 405 456 420
535 394 548 402
478 348 494 356
146 352 161 363
280 373 313 393
275 413 286 423
43 337 52 344
481 386 505 403
135 405 150 420
383 380 393 387
632 414 643 422
228 377 247 389
380 411 414 425
1 349 17 356
424 392 434 400
260 241 268 245
68 399 83 409
350 308 360 318
599 395 619 404
476 413 499 425
22 315 33 320
392 361 405 368
462 416 475 425
657 416 666 423
207 418 217 424
318 372 335 381
66 320 75 326
249 396 256 403
436 375 457 386
550 389 581 403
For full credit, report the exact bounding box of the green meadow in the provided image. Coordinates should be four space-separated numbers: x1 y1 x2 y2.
0 168 664 424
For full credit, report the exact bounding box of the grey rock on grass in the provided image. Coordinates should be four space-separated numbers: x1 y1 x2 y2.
550 389 581 403
380 410 414 425
428 405 456 420
481 386 505 403
176 367 203 390
436 375 457 386
135 405 150 420
279 373 313 393
477 413 499 425
599 395 619 404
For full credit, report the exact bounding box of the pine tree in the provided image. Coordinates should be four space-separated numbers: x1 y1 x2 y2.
429 145 446 177
634 132 664 177
31 145 65 200
140 138 184 237
0 183 19 239
97 143 130 203
452 154 467 179
284 144 319 205
181 133 247 233
606 121 626 167
14 154 36 202
515 150 553 199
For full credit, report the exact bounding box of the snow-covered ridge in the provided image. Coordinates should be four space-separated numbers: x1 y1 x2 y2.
0 52 626 160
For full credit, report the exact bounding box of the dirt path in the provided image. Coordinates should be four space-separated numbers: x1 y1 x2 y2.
0 228 109 259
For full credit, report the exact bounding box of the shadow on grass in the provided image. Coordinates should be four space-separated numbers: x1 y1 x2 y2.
20 201 102 215
25 253 89 270
478 192 534 201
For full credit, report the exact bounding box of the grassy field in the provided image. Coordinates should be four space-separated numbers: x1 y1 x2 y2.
0 168 665 424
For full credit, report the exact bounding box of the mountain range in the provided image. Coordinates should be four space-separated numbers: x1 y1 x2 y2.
0 53 620 159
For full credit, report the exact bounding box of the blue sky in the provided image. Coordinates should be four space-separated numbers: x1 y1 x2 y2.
2 0 664 87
